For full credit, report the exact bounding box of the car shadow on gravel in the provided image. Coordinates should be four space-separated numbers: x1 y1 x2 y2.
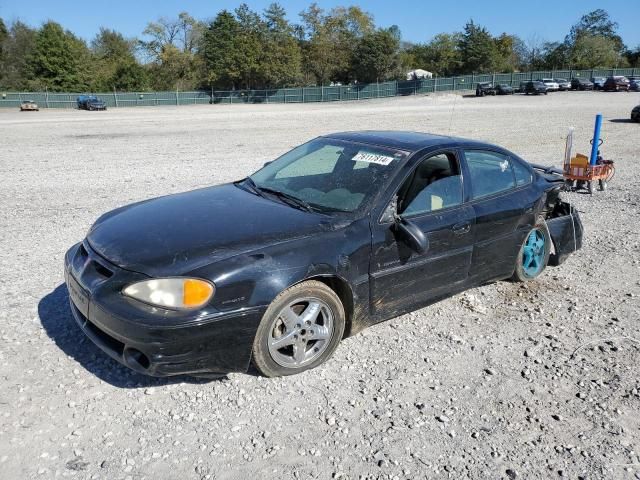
38 284 227 388
608 118 635 123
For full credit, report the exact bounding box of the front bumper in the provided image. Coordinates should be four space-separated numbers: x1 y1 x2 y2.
64 242 266 376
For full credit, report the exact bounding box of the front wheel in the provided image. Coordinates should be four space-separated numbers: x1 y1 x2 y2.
511 219 551 282
252 281 345 377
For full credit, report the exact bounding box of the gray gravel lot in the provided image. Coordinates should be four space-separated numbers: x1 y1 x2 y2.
1 91 639 480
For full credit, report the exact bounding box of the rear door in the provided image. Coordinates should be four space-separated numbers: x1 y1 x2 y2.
461 149 537 281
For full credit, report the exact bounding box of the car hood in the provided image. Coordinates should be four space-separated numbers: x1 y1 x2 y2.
87 183 334 277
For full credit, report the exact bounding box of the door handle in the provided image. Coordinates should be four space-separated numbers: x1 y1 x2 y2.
452 221 471 235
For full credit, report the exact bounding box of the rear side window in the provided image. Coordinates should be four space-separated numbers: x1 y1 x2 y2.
465 150 515 199
512 159 532 186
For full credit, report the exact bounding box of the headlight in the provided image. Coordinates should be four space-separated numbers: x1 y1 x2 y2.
123 278 214 309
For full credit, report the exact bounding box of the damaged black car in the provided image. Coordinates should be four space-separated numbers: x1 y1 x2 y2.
64 131 583 378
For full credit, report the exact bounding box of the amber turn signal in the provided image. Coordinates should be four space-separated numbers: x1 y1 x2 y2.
183 279 214 308
123 278 215 309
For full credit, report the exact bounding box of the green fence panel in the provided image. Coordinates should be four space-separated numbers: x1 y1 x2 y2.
2 67 638 109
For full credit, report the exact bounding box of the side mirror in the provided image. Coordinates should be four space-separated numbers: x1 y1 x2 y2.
394 217 428 254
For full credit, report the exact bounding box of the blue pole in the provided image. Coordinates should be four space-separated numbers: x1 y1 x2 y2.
589 114 602 165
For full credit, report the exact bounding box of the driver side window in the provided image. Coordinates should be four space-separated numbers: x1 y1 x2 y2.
398 152 463 217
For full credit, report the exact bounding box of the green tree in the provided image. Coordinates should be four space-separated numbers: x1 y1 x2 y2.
299 3 374 85
492 33 523 72
140 12 204 90
261 3 302 87
540 41 570 69
569 34 626 69
458 20 497 73
566 9 624 53
201 10 242 89
90 28 139 91
0 18 7 83
0 21 37 89
27 21 91 91
233 3 265 89
626 46 640 67
110 60 149 91
352 28 400 83
405 33 461 76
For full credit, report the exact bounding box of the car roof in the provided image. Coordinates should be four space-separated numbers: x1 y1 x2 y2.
323 131 490 153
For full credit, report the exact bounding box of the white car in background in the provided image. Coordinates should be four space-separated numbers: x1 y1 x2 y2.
540 78 560 91
554 78 571 91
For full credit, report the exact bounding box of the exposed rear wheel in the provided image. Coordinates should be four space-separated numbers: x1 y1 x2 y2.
252 281 345 377
511 219 551 282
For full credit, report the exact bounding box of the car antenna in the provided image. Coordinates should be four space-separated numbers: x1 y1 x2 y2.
447 93 458 135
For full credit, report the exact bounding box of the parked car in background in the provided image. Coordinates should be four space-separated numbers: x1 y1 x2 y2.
539 79 559 91
627 77 639 92
521 81 548 95
554 78 571 91
20 100 39 111
603 76 630 92
591 77 606 90
77 95 107 111
494 84 514 95
570 78 594 91
632 105 640 122
475 82 496 96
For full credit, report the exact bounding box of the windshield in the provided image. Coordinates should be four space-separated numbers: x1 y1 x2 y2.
249 138 407 213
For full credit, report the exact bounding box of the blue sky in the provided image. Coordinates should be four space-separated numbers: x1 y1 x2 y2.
1 0 639 47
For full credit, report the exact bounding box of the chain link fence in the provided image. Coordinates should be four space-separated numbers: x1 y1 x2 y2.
2 68 638 109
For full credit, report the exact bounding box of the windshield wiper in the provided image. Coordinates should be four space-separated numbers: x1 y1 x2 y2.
256 186 315 212
236 177 264 197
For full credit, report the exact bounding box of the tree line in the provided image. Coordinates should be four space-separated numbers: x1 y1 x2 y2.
0 4 638 93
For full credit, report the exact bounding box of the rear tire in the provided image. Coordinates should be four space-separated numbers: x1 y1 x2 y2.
252 281 345 377
511 218 551 282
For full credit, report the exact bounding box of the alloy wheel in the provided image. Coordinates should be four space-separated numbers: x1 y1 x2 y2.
522 229 545 278
267 297 334 368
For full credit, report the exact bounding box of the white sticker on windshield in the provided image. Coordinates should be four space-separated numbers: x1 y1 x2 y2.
352 151 395 166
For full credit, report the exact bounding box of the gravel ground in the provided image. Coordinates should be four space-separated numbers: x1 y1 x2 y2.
1 91 639 480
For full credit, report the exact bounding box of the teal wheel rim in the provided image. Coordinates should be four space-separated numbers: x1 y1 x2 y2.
522 229 545 278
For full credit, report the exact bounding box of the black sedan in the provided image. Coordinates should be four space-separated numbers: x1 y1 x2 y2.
494 84 514 95
77 95 107 111
64 131 583 378
570 78 594 91
475 82 495 96
521 81 548 95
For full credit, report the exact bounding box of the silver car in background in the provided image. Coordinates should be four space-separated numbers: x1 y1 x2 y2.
554 78 571 91
540 78 560 91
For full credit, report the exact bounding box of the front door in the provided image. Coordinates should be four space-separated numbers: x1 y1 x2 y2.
369 151 475 319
